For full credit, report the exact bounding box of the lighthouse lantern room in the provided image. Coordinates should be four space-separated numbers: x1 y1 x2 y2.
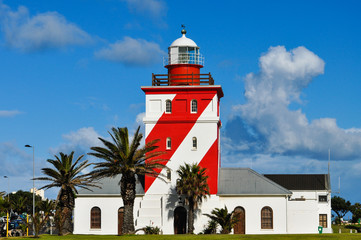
153 29 214 86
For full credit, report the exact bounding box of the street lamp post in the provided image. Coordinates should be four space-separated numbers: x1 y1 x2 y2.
25 145 35 236
3 176 9 201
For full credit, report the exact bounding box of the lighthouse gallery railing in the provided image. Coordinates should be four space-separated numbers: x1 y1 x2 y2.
152 73 214 86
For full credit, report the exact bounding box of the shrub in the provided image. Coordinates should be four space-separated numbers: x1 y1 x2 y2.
144 225 161 235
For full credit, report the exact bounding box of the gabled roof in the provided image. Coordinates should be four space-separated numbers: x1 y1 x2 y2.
264 174 330 191
218 168 292 196
77 175 145 196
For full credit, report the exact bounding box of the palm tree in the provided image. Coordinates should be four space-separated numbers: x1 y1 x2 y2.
176 163 210 234
204 206 240 234
88 126 167 234
34 151 96 235
0 191 5 199
31 199 56 238
11 195 28 214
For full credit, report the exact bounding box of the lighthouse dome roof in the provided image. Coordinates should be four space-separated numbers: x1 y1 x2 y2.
170 32 198 48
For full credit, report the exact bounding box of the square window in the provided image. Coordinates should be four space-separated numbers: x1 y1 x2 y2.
319 195 327 202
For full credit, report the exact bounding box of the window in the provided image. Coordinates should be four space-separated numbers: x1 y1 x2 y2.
261 207 273 229
165 100 172 113
192 137 197 150
91 207 101 229
166 137 171 150
319 195 327 202
167 169 171 181
319 214 327 228
191 100 197 113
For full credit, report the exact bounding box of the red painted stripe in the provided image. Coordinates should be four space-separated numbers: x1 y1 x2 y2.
145 91 216 192
198 139 219 194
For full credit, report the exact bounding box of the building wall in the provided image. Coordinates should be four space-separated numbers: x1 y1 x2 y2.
219 196 288 234
287 191 332 234
74 196 140 235
74 191 331 235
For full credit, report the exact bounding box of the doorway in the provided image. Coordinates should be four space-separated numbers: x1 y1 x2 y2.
233 206 245 234
118 207 124 235
174 206 187 234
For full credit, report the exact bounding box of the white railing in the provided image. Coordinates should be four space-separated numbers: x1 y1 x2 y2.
163 53 204 66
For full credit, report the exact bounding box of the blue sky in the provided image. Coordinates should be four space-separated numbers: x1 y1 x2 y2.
1 0 361 207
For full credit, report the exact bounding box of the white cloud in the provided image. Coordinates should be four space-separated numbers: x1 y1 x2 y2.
49 127 102 156
95 37 165 66
224 46 361 160
0 110 22 117
0 2 92 51
122 0 167 19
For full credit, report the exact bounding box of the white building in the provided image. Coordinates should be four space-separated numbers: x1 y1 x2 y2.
30 187 45 200
73 29 332 235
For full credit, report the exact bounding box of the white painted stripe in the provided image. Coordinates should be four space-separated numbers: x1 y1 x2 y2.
144 94 176 136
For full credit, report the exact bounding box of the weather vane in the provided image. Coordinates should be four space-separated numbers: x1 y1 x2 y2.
181 24 186 34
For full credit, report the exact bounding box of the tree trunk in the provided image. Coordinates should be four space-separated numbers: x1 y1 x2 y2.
62 207 73 234
187 199 194 234
121 172 136 234
58 188 74 235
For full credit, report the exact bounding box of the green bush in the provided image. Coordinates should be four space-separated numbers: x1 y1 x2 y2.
144 225 161 235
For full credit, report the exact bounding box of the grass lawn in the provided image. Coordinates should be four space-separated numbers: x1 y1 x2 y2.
4 234 361 240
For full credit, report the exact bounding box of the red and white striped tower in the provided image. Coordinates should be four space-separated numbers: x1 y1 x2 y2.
142 29 223 195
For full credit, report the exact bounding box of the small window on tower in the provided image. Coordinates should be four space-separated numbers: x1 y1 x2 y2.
165 100 172 113
166 138 171 150
191 100 197 113
192 137 197 150
167 169 171 181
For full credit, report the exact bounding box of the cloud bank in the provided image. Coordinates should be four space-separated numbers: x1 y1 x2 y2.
49 127 102 157
95 37 165 66
0 110 22 117
0 2 92 51
224 46 361 161
122 0 167 19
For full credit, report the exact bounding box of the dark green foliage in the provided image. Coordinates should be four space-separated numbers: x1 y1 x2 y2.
202 219 218 234
176 163 210 234
331 196 351 220
204 206 240 234
88 126 167 234
350 203 361 223
6 190 42 214
144 225 161 234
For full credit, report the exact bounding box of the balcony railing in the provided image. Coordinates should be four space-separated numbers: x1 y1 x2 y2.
163 53 204 66
152 73 214 86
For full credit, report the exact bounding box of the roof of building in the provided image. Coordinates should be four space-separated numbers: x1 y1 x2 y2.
77 174 145 196
263 174 330 191
170 33 198 48
218 168 292 196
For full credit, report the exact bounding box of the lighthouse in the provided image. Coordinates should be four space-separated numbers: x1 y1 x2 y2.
73 29 332 236
142 29 223 195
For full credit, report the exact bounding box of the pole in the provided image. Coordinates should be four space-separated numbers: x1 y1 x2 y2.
25 144 36 236
7 177 9 201
6 212 9 237
27 214 29 236
32 146 35 236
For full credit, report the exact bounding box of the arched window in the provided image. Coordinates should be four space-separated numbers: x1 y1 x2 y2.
192 137 197 150
261 206 273 229
166 100 172 113
91 207 101 229
191 100 197 113
166 137 171 150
